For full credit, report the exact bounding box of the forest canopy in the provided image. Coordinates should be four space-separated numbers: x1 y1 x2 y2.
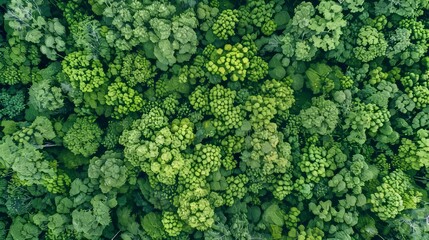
0 0 428 239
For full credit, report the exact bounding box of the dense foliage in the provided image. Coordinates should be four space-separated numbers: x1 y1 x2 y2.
0 0 428 239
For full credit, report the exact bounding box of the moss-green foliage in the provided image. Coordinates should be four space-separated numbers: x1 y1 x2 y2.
11 116 56 146
369 170 422 220
0 1 428 239
92 0 199 70
212 9 239 40
206 43 251 81
88 151 128 193
62 51 107 93
196 1 219 32
299 96 339 135
105 80 144 119
28 79 64 112
63 117 103 157
354 26 388 62
108 52 155 87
